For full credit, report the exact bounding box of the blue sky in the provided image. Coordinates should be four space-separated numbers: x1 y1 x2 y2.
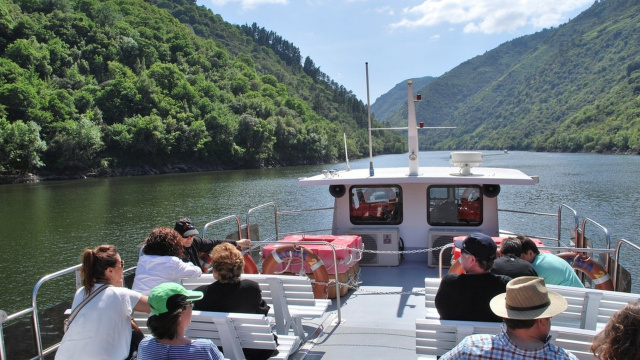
197 0 594 103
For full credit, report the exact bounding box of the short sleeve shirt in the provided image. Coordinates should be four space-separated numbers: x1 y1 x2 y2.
55 285 142 360
440 324 579 360
533 253 584 288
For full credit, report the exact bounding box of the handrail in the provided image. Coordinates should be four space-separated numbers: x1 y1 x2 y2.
499 204 579 247
31 264 82 358
202 215 242 240
277 207 334 215
1 265 139 360
0 264 82 360
612 239 640 292
558 204 578 247
580 218 611 273
246 203 335 243
246 202 279 241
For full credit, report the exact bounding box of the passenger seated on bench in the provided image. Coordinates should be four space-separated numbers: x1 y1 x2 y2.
133 227 202 295
193 243 275 360
174 217 250 272
435 233 511 322
491 237 538 279
138 282 224 360
519 236 584 288
56 245 151 360
590 301 640 360
440 277 577 360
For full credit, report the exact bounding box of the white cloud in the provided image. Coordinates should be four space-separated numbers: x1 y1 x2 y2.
209 0 288 10
390 0 593 34
375 6 395 16
429 34 441 41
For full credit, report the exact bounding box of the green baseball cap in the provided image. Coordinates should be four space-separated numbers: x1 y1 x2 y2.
148 282 203 315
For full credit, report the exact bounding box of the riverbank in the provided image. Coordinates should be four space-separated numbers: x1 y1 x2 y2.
0 164 226 184
0 159 334 185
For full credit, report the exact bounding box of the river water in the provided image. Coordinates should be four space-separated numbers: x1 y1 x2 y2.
1 151 640 314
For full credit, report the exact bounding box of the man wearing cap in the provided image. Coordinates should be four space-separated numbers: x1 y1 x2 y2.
435 233 511 322
519 236 584 288
439 276 578 359
174 217 251 271
138 282 224 359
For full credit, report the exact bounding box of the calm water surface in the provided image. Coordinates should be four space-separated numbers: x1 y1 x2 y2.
1 151 639 314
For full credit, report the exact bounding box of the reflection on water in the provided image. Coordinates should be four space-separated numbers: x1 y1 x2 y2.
1 151 639 313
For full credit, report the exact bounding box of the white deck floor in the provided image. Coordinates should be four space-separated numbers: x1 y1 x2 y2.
292 261 439 359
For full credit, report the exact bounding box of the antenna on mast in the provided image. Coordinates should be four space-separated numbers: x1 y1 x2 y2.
366 62 374 176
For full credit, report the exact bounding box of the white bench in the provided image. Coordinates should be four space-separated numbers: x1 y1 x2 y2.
181 273 330 338
134 310 300 360
425 277 640 331
545 284 640 331
415 318 597 360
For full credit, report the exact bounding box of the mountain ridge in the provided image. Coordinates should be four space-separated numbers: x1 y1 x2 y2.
378 0 640 153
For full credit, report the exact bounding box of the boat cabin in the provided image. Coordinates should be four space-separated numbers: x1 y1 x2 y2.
299 157 538 267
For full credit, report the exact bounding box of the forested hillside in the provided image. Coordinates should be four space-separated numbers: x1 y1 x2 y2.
370 76 433 123
0 0 404 177
384 0 640 153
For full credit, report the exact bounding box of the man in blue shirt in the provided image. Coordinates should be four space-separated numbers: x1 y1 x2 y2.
519 237 584 288
440 276 577 360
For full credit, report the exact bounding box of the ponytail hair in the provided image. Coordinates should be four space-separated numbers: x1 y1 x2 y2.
81 245 119 295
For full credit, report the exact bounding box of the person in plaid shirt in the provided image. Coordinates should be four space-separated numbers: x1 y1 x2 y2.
440 276 578 360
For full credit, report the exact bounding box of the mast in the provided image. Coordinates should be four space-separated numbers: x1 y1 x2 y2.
366 63 374 176
407 80 419 176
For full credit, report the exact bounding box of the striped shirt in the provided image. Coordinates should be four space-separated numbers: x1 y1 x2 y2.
137 337 223 360
439 324 578 360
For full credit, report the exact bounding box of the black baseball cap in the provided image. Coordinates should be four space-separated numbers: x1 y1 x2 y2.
454 233 497 262
174 217 199 237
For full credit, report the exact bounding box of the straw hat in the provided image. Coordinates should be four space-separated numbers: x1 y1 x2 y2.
490 277 568 320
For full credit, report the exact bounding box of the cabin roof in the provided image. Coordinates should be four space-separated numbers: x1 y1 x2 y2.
298 166 538 186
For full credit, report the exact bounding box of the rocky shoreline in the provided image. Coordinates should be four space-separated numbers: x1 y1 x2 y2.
0 159 328 185
0 163 230 185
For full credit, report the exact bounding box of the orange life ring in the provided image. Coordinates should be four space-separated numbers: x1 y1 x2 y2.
262 244 329 299
556 252 614 290
243 253 259 274
447 259 466 275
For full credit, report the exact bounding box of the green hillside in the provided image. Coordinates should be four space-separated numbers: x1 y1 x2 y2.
370 76 434 123
0 0 405 176
383 0 640 153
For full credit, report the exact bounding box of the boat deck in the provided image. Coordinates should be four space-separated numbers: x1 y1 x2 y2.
293 261 437 359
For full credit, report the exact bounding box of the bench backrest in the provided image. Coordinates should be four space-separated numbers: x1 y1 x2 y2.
546 284 640 331
188 310 277 360
182 273 326 336
416 318 597 360
425 277 640 331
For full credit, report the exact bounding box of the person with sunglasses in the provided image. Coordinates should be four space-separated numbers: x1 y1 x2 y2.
137 282 223 360
435 233 512 322
174 217 250 272
56 245 150 360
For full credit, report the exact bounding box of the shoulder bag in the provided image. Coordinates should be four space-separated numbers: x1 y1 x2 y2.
63 284 111 332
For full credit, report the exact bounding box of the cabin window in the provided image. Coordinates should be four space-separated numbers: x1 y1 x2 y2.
427 185 483 226
349 185 402 225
